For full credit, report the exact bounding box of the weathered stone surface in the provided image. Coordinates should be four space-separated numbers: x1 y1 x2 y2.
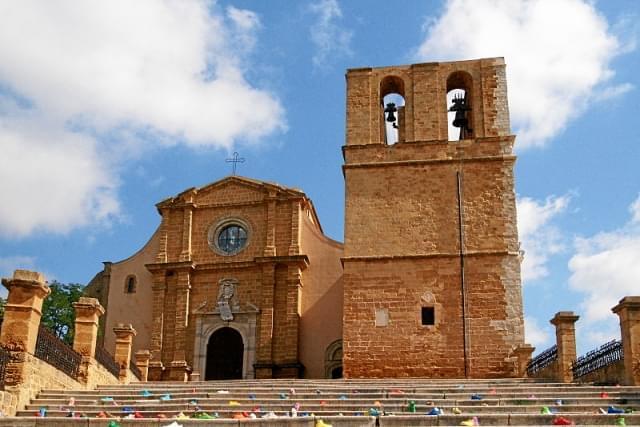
343 59 524 378
613 296 640 385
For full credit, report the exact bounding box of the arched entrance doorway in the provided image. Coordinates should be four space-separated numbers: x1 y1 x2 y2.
205 327 244 380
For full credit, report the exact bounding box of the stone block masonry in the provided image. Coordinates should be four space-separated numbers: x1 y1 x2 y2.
342 58 524 378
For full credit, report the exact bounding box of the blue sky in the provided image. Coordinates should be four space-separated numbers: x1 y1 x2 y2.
0 0 639 356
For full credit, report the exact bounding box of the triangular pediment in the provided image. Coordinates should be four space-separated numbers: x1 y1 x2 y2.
156 175 306 209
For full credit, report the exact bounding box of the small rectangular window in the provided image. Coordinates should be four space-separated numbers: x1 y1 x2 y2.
421 307 435 326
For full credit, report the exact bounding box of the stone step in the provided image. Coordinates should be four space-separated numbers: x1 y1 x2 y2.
33 390 640 402
15 404 640 418
1 413 638 426
20 398 640 409
16 379 640 425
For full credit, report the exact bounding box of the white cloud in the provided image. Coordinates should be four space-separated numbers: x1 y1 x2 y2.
309 0 353 69
524 315 552 348
568 194 640 330
0 116 119 237
0 1 284 237
517 195 570 282
415 0 629 148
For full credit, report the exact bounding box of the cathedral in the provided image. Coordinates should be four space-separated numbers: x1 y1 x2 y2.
86 57 525 380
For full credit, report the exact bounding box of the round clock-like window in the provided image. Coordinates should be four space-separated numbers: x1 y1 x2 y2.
209 220 249 255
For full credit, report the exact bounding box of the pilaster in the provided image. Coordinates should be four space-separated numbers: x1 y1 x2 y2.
288 201 301 255
169 269 191 381
179 204 194 261
550 311 579 383
255 264 275 378
263 194 277 257
285 264 302 362
147 271 166 380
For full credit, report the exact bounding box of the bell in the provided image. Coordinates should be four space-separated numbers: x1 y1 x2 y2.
384 102 397 123
452 109 467 129
449 94 470 130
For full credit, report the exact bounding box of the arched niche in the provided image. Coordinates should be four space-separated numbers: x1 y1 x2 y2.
324 339 343 378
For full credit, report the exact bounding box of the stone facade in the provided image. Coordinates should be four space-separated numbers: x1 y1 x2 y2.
90 57 526 380
93 177 343 380
342 58 524 378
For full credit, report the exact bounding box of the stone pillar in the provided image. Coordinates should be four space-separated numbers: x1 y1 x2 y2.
512 344 535 377
134 350 151 382
550 311 579 383
113 323 136 383
612 296 640 385
72 297 104 358
0 270 50 354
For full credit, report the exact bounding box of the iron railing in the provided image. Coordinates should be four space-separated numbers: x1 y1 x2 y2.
34 325 81 379
526 344 558 376
129 359 141 380
572 340 623 379
95 346 120 378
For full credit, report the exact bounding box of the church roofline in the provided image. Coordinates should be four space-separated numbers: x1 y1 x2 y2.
153 175 335 242
346 57 505 74
155 175 307 210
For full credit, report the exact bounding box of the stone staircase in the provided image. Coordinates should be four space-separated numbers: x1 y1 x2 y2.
3 378 640 426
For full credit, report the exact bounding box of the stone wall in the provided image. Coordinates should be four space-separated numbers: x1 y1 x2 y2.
342 58 524 378
2 353 121 415
528 359 558 381
574 359 625 385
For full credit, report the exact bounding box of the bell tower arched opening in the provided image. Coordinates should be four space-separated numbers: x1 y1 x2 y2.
380 76 406 145
447 71 474 141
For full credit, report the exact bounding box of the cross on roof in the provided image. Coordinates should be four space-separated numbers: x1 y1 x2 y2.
225 152 245 176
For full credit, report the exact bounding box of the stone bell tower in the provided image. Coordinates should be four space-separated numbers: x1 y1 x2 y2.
342 58 524 378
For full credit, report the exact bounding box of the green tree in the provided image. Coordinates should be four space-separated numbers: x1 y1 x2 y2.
0 295 5 318
41 281 84 345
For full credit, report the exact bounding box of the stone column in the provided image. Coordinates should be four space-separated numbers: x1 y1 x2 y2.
612 296 640 385
113 323 136 383
134 350 151 382
73 297 104 358
0 270 50 354
550 311 579 383
512 344 535 377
